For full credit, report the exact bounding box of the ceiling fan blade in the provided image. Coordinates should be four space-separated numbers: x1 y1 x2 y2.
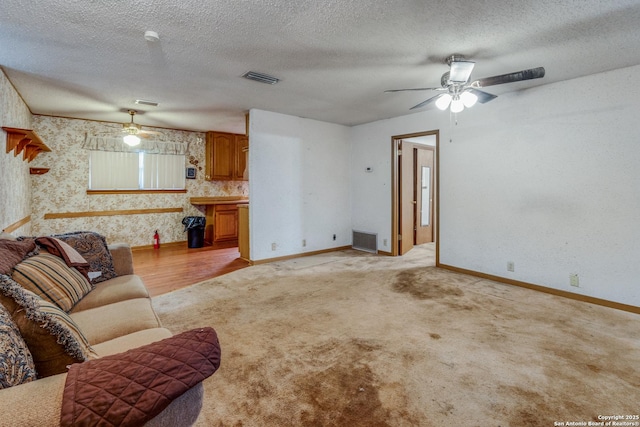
474 67 545 88
409 94 443 110
466 88 497 104
384 87 444 93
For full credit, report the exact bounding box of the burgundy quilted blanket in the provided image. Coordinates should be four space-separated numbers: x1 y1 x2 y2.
60 327 221 427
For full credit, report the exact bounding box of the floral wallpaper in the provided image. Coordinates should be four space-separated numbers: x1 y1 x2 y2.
29 115 248 247
0 69 33 235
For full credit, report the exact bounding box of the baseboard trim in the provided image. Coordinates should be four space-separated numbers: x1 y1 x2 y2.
131 241 187 251
437 263 640 315
251 245 352 265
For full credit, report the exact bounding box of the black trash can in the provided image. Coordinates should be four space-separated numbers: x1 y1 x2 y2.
182 216 206 248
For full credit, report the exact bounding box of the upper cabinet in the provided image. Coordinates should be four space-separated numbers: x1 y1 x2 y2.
205 131 248 181
234 134 248 181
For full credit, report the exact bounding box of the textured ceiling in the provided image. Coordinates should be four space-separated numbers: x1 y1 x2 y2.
1 0 640 133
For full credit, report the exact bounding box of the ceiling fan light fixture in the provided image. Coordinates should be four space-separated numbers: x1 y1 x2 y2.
448 61 475 83
450 96 464 113
123 134 141 146
460 91 478 108
435 93 452 110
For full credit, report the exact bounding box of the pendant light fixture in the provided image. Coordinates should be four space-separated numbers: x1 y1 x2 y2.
122 110 142 146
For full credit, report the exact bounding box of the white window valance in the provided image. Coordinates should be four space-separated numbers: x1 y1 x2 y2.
83 135 190 155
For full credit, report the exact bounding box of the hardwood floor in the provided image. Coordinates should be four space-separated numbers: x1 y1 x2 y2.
132 242 250 297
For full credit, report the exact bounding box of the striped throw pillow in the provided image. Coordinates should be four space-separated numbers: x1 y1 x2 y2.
12 254 93 312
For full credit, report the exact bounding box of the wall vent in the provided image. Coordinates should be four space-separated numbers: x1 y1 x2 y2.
352 230 378 254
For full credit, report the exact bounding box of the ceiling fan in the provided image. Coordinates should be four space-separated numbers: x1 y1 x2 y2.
121 110 161 146
386 54 545 112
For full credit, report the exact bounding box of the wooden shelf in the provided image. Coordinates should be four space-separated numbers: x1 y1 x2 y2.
2 127 51 162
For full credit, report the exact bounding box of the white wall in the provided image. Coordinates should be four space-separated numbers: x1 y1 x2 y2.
350 64 640 307
248 109 352 261
350 114 439 252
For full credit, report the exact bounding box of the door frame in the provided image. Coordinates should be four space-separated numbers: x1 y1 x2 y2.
391 130 440 262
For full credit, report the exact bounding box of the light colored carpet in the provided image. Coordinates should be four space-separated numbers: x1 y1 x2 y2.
153 244 640 426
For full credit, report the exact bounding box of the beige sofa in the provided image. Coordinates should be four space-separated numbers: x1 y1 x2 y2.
0 242 205 427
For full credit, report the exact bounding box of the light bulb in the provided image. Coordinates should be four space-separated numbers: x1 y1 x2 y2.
461 91 478 108
123 134 141 146
435 94 452 110
450 97 464 113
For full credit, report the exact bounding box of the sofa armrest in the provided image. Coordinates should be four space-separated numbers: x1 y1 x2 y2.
0 373 66 427
0 368 204 427
108 243 134 276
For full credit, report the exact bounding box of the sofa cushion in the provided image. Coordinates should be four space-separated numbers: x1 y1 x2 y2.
12 253 93 312
70 274 149 313
0 303 37 389
91 328 173 357
71 298 162 345
0 238 37 275
53 231 117 284
0 274 97 378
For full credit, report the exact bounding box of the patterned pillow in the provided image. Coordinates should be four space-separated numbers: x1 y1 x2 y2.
0 274 97 378
0 303 37 389
12 253 93 312
53 231 117 284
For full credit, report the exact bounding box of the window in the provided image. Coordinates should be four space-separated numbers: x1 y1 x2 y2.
89 150 185 190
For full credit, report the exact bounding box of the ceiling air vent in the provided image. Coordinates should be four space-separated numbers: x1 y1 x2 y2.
135 99 159 107
242 71 280 85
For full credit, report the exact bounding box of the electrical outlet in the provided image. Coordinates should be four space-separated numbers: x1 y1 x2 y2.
570 274 579 287
333 234 336 241
302 239 306 247
271 243 276 251
507 261 515 272
383 238 388 247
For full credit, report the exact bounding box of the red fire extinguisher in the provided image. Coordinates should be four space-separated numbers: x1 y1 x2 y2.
153 230 160 249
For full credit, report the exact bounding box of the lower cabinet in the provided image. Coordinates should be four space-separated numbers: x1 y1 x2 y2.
213 204 239 242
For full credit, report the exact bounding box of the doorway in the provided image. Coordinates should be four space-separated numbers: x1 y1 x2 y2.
391 131 439 258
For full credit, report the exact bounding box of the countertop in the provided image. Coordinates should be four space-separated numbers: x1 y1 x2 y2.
190 196 249 205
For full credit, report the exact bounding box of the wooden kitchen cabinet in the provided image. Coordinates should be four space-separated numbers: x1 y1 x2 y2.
205 131 248 181
235 134 248 180
190 197 248 246
213 204 239 242
238 205 249 260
